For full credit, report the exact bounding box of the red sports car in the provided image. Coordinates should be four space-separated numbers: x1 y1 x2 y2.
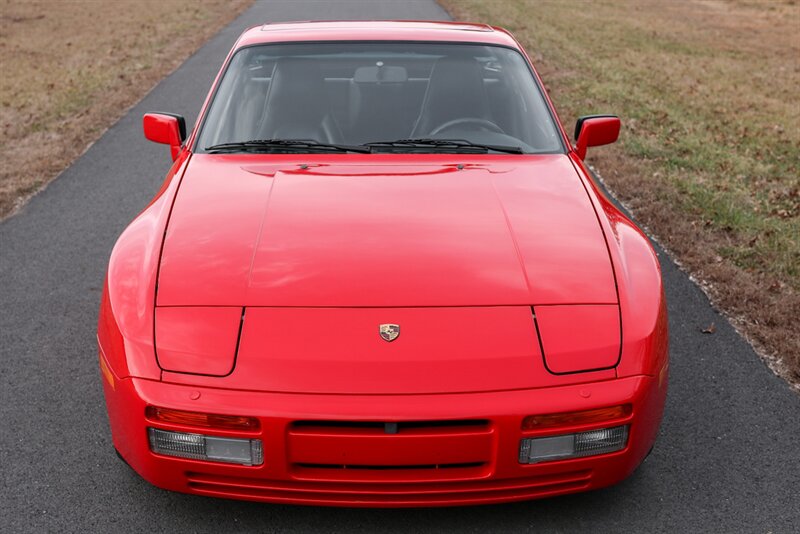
98 21 668 507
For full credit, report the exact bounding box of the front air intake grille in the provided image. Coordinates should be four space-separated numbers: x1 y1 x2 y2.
286 419 496 482
290 419 490 433
295 461 487 471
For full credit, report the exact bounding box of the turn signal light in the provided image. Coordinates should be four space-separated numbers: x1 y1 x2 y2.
145 406 260 431
519 425 629 464
522 404 632 430
148 428 263 466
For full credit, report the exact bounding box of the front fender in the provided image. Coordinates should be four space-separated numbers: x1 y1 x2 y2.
97 151 191 380
569 155 669 381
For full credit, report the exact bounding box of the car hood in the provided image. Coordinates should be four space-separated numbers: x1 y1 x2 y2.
157 154 617 307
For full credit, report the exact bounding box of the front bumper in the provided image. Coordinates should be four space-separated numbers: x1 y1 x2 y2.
101 364 667 507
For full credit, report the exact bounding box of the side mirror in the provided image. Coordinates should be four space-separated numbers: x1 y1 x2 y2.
574 114 620 160
143 112 186 161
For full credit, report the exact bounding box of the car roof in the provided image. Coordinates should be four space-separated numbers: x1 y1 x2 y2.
234 20 520 49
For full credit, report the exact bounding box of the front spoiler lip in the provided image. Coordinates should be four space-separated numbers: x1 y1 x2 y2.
101 365 666 507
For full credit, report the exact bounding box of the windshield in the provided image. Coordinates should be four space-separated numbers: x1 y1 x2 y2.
196 42 564 154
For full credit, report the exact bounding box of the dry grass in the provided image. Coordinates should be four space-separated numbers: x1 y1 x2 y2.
442 0 800 383
0 0 252 218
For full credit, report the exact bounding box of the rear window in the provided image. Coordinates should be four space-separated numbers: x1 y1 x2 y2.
196 42 564 154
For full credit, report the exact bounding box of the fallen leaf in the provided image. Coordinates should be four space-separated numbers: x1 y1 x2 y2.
702 323 716 334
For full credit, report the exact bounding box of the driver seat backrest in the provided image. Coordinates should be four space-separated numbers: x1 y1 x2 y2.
410 56 489 138
232 71 270 142
258 57 342 143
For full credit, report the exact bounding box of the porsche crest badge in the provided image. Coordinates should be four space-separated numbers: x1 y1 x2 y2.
379 323 400 342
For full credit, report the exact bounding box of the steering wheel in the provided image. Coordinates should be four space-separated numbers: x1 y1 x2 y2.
429 117 505 136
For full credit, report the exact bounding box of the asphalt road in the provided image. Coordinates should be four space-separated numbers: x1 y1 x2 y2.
1 1 798 532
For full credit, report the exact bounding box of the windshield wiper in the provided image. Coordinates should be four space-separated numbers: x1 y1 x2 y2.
364 138 524 154
205 139 370 154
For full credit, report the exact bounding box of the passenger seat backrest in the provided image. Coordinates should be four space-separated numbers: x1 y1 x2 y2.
259 58 342 142
411 56 489 138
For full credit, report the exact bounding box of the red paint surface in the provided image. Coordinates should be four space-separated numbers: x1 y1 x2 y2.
157 155 617 307
98 20 668 506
